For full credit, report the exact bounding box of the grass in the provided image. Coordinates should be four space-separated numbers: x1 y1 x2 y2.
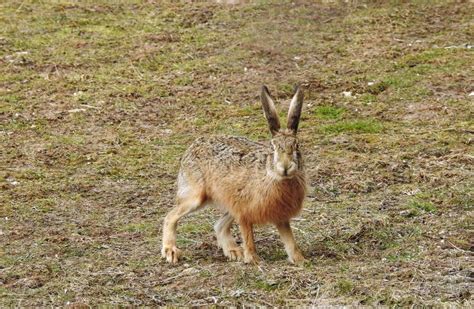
1 0 473 307
336 279 354 296
321 119 383 134
315 106 345 120
401 198 437 217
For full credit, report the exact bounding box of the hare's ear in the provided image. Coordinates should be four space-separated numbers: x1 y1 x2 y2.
260 85 281 136
287 84 304 134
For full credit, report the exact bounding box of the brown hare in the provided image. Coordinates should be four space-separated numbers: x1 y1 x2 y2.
162 85 307 264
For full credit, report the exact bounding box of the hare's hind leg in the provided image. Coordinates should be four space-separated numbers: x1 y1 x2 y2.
161 194 205 263
162 174 206 264
275 221 305 264
214 212 243 261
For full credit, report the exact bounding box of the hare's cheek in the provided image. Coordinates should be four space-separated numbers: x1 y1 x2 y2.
273 151 279 164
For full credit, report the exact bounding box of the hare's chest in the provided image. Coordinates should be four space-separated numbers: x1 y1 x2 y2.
244 183 305 224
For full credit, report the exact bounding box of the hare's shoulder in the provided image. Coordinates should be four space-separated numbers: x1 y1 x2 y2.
185 135 270 166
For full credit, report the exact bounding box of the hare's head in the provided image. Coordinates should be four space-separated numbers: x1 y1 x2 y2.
261 85 304 179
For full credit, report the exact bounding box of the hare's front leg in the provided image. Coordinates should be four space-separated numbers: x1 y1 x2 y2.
162 193 205 264
214 212 243 261
238 221 260 264
275 221 305 264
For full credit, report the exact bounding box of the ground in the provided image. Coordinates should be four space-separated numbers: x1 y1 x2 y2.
1 0 473 306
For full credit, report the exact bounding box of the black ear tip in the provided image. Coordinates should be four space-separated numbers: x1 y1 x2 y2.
261 85 269 94
293 83 303 93
294 84 304 100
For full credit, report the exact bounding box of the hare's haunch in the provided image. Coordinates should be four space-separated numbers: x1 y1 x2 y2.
162 85 306 264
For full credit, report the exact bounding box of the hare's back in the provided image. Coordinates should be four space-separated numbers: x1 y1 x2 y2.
182 135 269 168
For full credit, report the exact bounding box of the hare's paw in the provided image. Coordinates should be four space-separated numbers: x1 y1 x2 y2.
243 252 261 265
223 246 243 261
289 250 305 265
161 245 181 264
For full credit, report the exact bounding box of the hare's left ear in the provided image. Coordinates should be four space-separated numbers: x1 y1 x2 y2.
261 85 281 136
287 84 304 134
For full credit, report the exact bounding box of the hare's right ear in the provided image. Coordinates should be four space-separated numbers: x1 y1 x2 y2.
287 84 304 134
260 85 281 136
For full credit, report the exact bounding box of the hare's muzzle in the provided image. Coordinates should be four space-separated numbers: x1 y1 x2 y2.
276 160 298 178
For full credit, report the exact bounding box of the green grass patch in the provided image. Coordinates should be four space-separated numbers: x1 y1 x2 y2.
254 279 279 291
34 198 56 213
179 221 212 235
371 228 398 250
398 48 450 69
315 105 345 120
402 195 437 217
336 279 355 296
120 222 155 234
383 70 420 89
409 199 437 214
359 93 377 105
322 119 383 134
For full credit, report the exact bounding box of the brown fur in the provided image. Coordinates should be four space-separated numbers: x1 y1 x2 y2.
205 168 306 225
162 85 306 264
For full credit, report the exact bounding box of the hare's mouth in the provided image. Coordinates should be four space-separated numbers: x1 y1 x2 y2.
267 169 297 181
275 163 297 178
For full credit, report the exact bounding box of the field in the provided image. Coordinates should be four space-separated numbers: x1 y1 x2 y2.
1 0 473 306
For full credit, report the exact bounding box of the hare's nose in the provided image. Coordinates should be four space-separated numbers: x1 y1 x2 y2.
276 161 296 177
